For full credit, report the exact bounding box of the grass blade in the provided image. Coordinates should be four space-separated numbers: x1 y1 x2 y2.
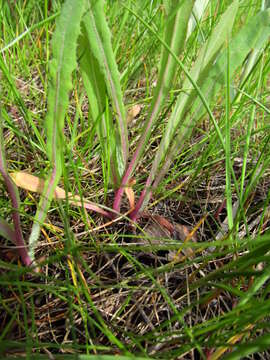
0 56 45 152
28 0 85 260
225 38 233 234
0 12 59 54
224 332 270 360
154 7 270 199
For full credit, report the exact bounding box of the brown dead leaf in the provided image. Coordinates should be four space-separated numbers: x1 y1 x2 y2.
142 222 171 244
151 215 174 233
137 215 197 261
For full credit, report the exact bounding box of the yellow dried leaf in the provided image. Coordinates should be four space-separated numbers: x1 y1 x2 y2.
124 187 135 209
10 172 65 199
124 178 136 209
10 171 110 217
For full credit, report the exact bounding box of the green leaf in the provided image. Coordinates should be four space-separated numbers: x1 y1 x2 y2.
141 0 195 160
187 0 209 38
193 8 270 119
114 0 194 212
79 24 115 187
45 0 84 163
28 0 85 259
82 0 128 180
140 0 239 210
159 7 270 193
151 7 270 201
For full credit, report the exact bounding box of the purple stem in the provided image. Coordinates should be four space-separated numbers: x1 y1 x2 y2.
129 186 152 222
80 201 112 219
130 142 176 221
129 174 153 221
113 91 163 214
113 146 142 214
0 115 31 266
113 163 134 213
129 189 148 221
113 122 154 214
0 172 32 266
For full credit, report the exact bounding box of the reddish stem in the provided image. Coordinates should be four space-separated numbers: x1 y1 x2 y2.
1 173 32 266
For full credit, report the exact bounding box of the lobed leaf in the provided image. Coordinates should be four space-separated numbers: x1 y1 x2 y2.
28 0 85 259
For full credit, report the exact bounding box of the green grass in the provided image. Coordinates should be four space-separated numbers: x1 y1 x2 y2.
0 0 270 359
